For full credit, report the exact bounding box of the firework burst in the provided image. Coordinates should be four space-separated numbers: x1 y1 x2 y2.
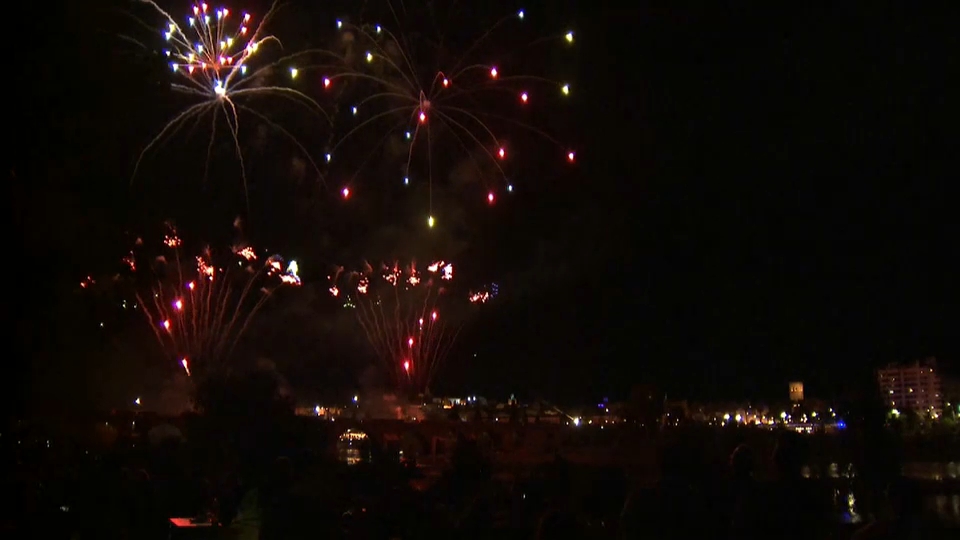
317 5 577 228
329 259 462 394
129 1 325 195
468 282 499 304
132 223 301 380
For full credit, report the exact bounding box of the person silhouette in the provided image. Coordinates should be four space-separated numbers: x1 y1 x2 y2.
851 478 926 540
728 443 760 536
536 509 583 539
259 457 294 540
751 432 833 539
619 441 704 539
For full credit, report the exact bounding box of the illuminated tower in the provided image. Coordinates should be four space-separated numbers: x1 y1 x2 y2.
789 381 804 403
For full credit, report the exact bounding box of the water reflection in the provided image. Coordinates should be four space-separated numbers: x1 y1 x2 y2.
902 461 959 481
930 495 960 526
831 485 862 524
815 460 959 482
816 461 960 526
337 429 371 466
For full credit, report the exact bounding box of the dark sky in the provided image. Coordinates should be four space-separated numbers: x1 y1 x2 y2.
10 1 957 409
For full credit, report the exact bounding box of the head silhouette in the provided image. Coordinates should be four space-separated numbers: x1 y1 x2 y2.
887 478 923 519
536 510 581 539
730 444 756 480
272 456 293 486
772 432 808 479
658 437 700 482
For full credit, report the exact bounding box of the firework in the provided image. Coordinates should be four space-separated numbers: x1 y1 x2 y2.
319 6 577 228
468 282 499 304
132 223 300 380
130 1 324 193
329 260 460 394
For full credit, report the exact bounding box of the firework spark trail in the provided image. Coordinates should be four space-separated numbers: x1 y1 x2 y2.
133 223 300 379
468 282 499 304
313 6 578 228
330 260 460 394
130 1 328 197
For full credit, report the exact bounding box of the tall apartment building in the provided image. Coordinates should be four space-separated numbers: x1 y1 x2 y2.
877 357 943 416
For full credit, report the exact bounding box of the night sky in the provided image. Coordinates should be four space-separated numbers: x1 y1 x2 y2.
10 1 957 410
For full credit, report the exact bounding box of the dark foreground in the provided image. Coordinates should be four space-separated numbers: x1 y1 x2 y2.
3 416 959 539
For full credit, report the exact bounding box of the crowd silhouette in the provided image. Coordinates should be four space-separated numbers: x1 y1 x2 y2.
2 414 957 539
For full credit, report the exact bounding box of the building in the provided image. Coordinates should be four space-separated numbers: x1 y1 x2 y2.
877 357 943 416
789 382 804 402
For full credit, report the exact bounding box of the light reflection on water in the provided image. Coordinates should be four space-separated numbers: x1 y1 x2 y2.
807 461 958 482
817 461 960 526
897 461 960 526
902 461 960 482
930 495 960 526
832 485 863 524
